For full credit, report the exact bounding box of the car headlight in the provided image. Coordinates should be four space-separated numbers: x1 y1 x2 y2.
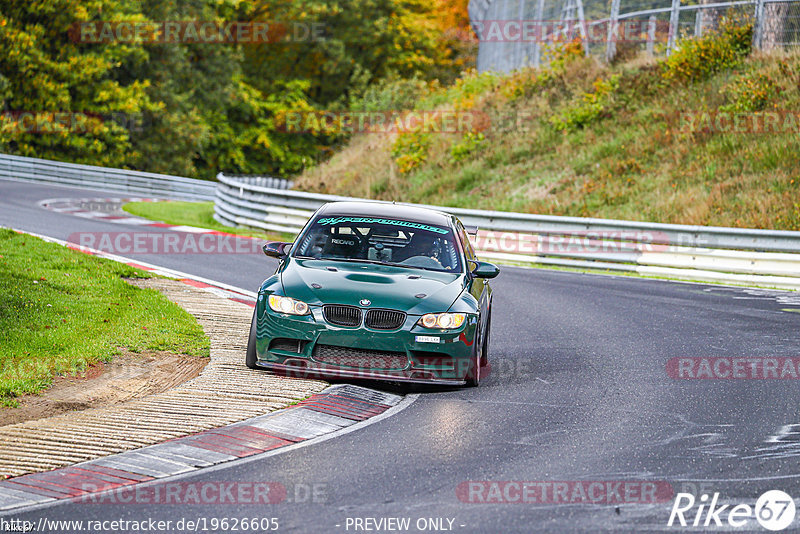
268 295 309 315
418 313 466 329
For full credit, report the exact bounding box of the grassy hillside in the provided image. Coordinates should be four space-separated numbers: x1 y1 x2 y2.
295 24 800 231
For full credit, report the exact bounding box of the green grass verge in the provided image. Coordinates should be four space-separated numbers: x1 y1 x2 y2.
122 201 295 241
0 228 210 407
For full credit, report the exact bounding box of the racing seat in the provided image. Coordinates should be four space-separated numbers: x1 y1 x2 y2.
321 232 363 258
394 232 432 262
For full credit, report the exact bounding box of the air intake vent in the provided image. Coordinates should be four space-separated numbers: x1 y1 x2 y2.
269 338 308 353
364 309 406 330
323 305 362 327
313 345 409 370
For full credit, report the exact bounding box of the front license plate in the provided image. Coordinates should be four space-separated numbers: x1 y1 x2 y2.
415 336 441 344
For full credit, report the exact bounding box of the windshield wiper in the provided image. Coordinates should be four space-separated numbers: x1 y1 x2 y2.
361 260 449 273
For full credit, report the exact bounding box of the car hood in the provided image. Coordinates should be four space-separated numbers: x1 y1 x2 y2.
280 258 465 315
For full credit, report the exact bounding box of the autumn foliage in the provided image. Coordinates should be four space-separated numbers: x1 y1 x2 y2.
0 0 474 179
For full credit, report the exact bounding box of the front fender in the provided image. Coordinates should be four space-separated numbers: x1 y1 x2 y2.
256 275 283 316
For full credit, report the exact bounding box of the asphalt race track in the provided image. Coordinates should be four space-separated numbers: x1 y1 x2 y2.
2 179 800 532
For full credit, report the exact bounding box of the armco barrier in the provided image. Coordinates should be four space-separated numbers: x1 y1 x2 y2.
0 154 292 202
0 153 217 201
214 173 800 290
1 154 797 290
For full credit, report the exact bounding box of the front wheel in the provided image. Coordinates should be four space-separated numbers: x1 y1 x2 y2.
480 308 491 367
466 309 490 387
465 350 481 387
245 308 259 370
465 325 483 387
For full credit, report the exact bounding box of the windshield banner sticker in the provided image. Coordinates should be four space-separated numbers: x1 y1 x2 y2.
316 217 448 234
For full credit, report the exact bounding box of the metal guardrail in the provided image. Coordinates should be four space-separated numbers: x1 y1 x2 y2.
0 153 216 201
214 173 800 290
1 155 797 290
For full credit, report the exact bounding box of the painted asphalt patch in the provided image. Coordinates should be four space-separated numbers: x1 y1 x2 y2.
0 385 402 511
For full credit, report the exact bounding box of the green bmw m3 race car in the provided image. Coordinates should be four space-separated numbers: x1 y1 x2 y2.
246 201 499 386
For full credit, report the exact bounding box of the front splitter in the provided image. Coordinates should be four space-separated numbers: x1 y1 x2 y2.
256 361 467 386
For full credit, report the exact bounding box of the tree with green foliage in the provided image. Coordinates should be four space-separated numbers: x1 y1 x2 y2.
0 0 153 168
0 0 473 179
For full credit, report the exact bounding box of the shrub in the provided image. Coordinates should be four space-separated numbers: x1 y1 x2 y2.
720 72 781 112
500 71 541 102
351 77 436 113
391 132 432 173
544 38 586 72
550 74 620 131
423 69 499 110
450 131 486 163
661 17 753 83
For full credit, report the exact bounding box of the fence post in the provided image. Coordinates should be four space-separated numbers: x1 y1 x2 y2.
667 0 681 54
533 0 546 66
694 9 703 36
575 0 591 56
752 0 766 50
647 15 657 54
605 0 621 62
515 0 527 68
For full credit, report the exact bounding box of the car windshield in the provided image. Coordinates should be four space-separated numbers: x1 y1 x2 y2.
293 215 462 273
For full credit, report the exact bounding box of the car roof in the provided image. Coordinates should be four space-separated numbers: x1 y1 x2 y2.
315 201 454 227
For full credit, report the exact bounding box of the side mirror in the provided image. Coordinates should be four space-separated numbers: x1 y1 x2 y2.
470 260 500 279
263 242 292 260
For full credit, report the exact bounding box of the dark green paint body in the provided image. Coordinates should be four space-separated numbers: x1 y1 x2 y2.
249 202 497 386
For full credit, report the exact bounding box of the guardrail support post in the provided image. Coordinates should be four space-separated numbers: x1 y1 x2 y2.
667 0 681 55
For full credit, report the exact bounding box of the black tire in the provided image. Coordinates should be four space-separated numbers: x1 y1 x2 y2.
245 308 259 370
480 308 491 367
465 348 481 387
465 321 483 387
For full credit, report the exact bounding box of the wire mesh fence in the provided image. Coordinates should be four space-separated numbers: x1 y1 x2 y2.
469 0 800 71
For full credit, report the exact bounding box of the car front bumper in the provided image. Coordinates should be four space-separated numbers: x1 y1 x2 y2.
254 305 478 384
